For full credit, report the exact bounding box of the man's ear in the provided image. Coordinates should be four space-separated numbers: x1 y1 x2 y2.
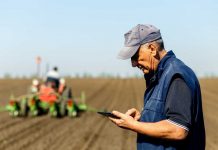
148 43 160 59
148 44 157 56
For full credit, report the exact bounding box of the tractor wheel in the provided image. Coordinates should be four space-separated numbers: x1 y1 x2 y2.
62 87 72 100
20 99 28 117
59 100 66 117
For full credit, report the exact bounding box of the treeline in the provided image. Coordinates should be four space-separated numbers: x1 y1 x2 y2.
1 72 143 79
2 72 217 79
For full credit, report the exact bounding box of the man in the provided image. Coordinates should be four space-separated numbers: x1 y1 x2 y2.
46 66 60 89
109 24 205 150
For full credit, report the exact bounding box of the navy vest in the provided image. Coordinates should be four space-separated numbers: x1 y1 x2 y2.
137 51 205 150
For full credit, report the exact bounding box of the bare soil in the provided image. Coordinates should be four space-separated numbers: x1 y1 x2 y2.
0 78 216 150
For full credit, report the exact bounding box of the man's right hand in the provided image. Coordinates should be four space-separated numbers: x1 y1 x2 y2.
125 108 141 121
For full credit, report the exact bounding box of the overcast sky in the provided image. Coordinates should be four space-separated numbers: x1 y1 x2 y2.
0 0 218 78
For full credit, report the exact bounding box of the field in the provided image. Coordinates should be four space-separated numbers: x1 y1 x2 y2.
0 78 217 150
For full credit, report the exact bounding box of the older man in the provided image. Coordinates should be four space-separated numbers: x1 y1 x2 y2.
109 24 205 150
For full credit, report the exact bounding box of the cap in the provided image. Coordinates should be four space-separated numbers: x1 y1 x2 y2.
117 24 162 60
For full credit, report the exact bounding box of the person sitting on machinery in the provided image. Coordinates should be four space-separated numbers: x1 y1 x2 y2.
46 66 60 90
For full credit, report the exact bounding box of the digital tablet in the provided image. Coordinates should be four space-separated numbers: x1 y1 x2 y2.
97 111 120 119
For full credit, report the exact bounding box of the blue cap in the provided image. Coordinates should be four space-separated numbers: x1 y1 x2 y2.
117 24 162 60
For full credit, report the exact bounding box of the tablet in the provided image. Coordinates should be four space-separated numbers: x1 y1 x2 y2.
97 111 120 119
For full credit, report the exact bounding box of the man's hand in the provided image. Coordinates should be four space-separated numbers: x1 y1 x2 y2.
109 110 188 140
109 110 137 130
125 108 141 121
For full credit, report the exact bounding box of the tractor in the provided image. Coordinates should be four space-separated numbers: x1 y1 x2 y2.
6 79 87 118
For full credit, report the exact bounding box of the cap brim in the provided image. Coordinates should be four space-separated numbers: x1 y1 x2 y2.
117 45 140 60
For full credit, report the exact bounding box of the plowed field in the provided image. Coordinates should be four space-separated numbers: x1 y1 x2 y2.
0 78 217 150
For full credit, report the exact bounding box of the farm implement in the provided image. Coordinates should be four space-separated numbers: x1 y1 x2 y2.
6 86 87 118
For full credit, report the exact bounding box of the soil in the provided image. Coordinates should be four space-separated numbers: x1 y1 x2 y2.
0 78 217 150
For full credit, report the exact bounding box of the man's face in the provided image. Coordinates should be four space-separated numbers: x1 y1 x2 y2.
131 44 158 75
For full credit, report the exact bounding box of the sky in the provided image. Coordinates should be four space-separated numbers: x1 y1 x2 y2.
0 0 218 78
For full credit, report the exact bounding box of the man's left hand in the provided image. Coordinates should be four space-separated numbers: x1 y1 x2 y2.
109 110 137 130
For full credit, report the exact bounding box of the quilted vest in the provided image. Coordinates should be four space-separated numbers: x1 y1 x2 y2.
137 51 205 150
